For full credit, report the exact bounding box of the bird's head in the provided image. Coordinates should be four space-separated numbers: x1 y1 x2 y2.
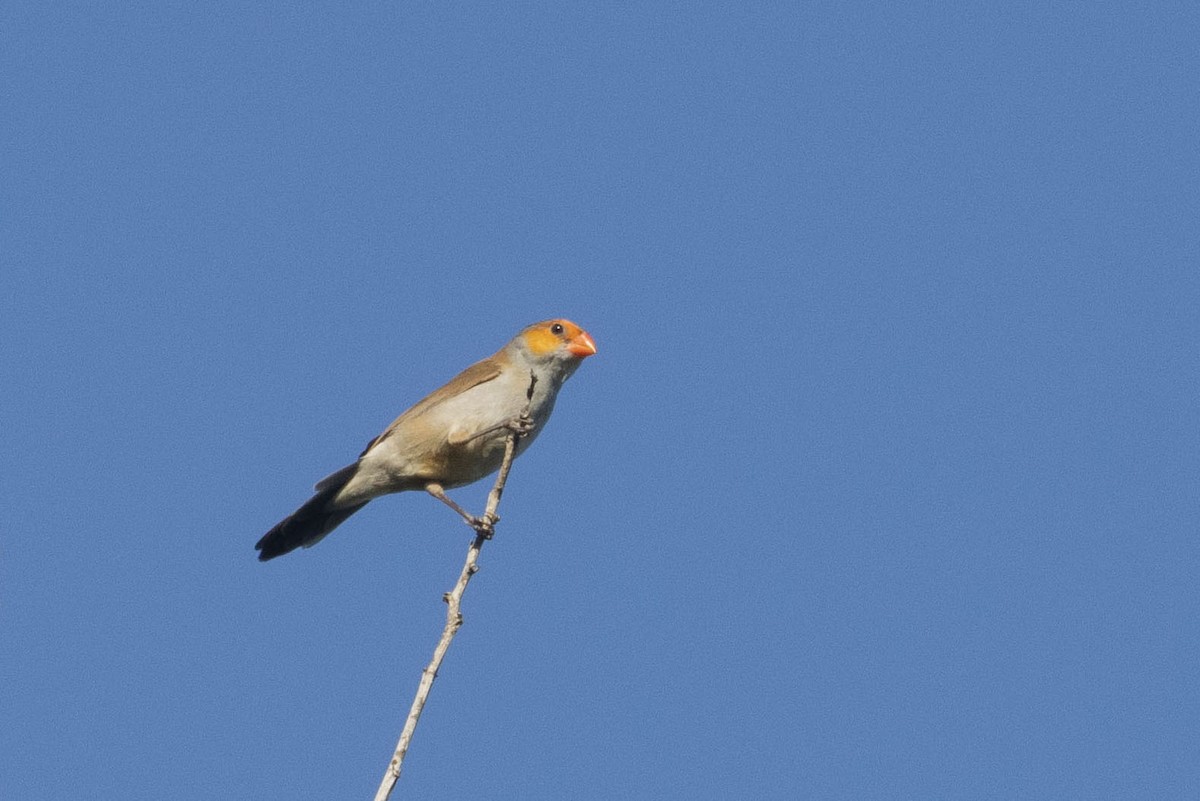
521 319 597 358
507 319 597 381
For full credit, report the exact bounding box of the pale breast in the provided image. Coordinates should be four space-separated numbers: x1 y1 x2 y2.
348 366 564 494
426 369 559 487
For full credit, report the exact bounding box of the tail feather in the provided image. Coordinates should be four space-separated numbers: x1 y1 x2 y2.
256 464 366 561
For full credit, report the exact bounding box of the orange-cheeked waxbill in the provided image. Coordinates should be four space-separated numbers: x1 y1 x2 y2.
256 319 597 560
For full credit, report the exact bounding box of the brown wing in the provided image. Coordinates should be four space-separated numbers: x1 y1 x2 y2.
359 356 503 457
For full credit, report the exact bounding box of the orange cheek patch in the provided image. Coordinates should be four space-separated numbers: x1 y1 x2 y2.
524 326 564 355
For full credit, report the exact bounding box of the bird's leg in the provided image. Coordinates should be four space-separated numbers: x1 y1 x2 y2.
425 483 497 538
460 413 536 445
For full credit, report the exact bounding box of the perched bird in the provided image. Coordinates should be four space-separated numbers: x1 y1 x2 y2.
256 319 597 561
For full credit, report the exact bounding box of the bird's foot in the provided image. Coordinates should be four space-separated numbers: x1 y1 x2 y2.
470 512 498 539
506 414 535 437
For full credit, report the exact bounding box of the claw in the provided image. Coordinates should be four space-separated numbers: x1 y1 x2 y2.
470 512 498 539
507 415 535 436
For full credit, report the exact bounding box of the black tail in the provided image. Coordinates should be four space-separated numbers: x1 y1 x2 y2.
256 464 366 561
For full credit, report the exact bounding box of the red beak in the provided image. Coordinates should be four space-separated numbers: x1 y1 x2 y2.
567 330 598 358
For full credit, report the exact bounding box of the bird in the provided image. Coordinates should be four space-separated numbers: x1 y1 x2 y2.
255 319 597 561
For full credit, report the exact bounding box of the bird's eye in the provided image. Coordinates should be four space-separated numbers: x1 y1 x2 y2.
550 323 564 335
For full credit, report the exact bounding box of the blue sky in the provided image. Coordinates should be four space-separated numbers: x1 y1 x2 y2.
3 2 1198 798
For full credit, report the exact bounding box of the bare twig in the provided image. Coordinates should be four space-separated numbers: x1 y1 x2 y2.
373 373 538 801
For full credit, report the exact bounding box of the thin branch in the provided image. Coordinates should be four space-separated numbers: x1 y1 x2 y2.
373 372 538 801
